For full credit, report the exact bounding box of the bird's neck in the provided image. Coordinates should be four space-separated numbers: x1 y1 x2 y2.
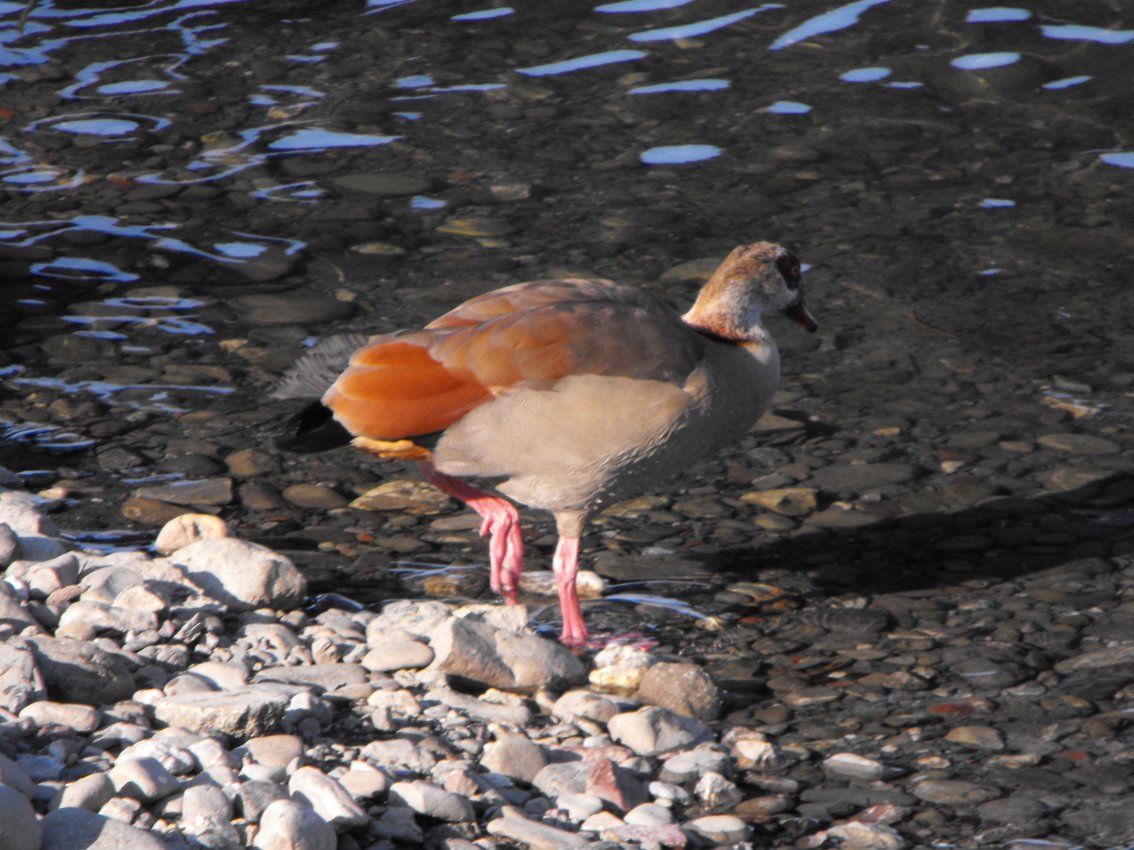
682 277 765 343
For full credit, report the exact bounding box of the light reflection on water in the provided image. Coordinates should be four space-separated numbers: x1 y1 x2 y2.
628 79 730 94
1040 24 1134 45
966 7 1031 23
951 52 1021 70
628 6 780 43
770 0 892 51
518 49 647 77
640 144 722 165
0 0 1129 336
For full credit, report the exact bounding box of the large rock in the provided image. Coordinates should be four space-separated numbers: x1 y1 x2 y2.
287 766 368 831
0 490 65 562
252 800 336 850
41 807 174 850
389 779 475 822
0 592 41 636
0 640 45 713
170 538 307 611
427 614 585 691
636 662 721 720
25 637 136 705
153 685 290 739
0 784 40 850
608 706 714 756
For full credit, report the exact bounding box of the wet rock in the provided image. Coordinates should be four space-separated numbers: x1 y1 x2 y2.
351 480 453 514
1061 804 1134 847
333 172 431 195
170 538 307 610
608 706 714 756
427 614 586 690
231 293 353 325
827 820 908 850
153 514 230 554
944 725 1005 750
910 778 1000 805
154 685 290 739
636 661 721 720
0 784 40 850
741 486 818 516
41 807 174 850
135 478 233 507
252 799 336 850
977 795 1048 825
1036 433 1119 454
121 497 190 526
810 463 918 493
823 752 888 781
281 483 348 509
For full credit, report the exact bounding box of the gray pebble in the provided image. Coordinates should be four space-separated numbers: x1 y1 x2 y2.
235 781 289 823
683 813 752 845
288 765 369 830
252 799 336 850
390 779 475 822
607 706 714 756
0 784 40 850
41 807 175 850
109 756 182 803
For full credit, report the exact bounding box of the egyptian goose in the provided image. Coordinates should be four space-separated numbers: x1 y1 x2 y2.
277 242 816 646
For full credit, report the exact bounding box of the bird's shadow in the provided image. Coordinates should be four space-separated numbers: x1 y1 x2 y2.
571 470 1134 645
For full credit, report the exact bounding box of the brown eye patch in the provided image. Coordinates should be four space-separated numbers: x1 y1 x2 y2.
775 252 802 289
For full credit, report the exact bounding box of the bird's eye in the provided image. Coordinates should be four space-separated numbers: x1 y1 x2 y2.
775 253 802 290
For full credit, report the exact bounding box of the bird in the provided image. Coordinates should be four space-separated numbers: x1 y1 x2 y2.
275 242 817 647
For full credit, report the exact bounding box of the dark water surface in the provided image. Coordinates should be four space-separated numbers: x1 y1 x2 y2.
1 0 1133 623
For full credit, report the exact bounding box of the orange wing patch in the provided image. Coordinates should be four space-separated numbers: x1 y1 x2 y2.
325 338 491 439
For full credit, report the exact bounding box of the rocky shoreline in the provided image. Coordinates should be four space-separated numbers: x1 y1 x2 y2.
3 477 1134 850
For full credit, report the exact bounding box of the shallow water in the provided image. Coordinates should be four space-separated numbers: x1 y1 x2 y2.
2 0 1133 607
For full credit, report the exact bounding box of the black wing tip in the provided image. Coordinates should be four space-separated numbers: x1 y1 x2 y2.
274 402 353 453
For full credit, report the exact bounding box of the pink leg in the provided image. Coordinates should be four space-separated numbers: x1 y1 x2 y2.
553 536 588 648
419 462 523 603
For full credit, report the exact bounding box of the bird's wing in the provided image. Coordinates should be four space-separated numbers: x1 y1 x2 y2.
325 281 708 440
